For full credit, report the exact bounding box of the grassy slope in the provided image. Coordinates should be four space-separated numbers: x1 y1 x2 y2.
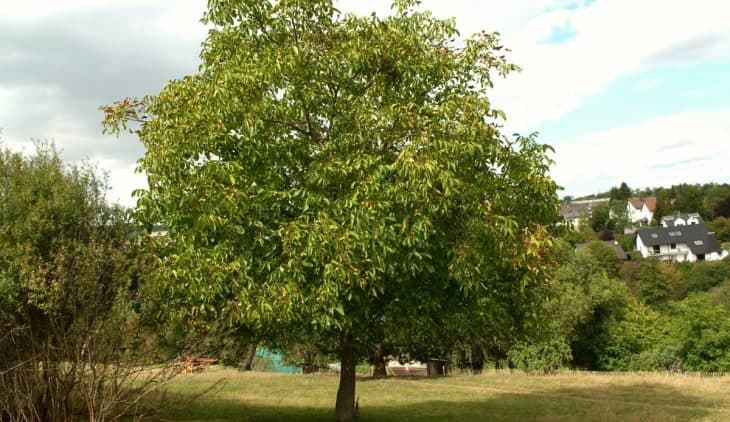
157 367 730 421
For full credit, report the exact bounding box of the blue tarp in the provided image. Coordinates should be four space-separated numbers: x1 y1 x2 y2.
255 348 302 373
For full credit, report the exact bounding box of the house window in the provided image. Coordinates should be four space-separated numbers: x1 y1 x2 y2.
651 233 658 239
694 240 704 246
653 245 660 254
670 243 676 250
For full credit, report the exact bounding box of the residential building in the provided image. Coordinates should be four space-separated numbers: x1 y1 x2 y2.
627 197 656 226
660 212 702 228
636 221 727 262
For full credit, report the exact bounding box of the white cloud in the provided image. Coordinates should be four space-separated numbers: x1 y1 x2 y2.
492 0 730 132
96 157 147 207
342 1 730 136
552 109 730 196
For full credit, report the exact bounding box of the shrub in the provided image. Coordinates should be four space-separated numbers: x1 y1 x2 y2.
679 260 730 293
509 338 572 374
665 294 730 372
0 144 173 421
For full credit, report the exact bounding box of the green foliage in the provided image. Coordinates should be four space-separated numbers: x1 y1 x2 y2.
103 2 559 418
513 246 632 371
508 263 593 372
599 300 670 370
509 337 572 374
550 239 576 267
0 143 164 420
109 0 559 332
671 184 704 216
635 259 671 306
678 260 730 293
709 216 730 242
609 182 632 202
570 273 631 369
709 279 730 311
594 285 730 373
560 228 598 247
713 197 730 219
589 203 611 233
580 240 621 279
664 294 730 372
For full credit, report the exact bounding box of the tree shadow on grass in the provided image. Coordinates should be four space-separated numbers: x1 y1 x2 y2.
157 381 725 422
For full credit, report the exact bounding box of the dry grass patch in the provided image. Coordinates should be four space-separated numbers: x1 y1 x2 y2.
154 367 730 421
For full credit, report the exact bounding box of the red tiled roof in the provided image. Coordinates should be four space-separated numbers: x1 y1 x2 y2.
628 197 656 212
643 197 656 212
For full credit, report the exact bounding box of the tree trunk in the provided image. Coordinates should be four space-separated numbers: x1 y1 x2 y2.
470 346 484 375
242 342 257 371
335 336 357 422
372 343 386 377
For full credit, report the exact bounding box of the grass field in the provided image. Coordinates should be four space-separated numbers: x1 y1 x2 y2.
155 367 730 421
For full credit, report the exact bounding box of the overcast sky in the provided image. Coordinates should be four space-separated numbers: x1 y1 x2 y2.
2 0 730 206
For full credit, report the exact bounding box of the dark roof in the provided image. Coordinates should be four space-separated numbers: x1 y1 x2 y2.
637 223 722 255
661 212 703 227
576 240 628 260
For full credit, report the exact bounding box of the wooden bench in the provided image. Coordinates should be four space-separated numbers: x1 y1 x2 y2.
176 356 219 374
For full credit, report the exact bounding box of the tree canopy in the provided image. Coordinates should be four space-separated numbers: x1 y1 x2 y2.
103 1 559 419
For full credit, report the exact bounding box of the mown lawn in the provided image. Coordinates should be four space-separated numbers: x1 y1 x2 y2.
153 367 730 421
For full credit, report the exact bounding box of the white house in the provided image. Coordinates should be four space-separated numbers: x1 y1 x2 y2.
627 197 656 226
660 212 702 228
636 221 727 262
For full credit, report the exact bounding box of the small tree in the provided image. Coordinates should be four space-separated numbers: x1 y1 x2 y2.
103 1 559 420
589 204 612 233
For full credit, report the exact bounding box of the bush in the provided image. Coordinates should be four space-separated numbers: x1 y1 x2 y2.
0 144 173 421
665 294 730 372
710 217 730 242
580 240 621 279
710 279 730 311
599 300 670 370
509 338 572 374
679 260 730 293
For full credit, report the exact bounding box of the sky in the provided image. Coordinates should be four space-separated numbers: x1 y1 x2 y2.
1 0 729 207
